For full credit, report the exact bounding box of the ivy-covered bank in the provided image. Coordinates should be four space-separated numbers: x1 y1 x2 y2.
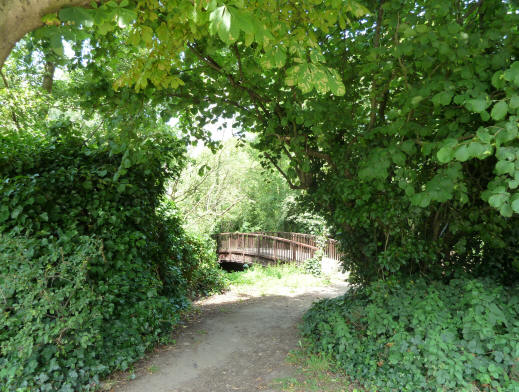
0 128 224 391
303 277 519 392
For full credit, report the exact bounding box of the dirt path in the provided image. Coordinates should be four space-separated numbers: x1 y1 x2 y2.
110 281 348 392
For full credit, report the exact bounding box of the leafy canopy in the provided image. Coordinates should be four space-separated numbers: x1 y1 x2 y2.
28 0 519 282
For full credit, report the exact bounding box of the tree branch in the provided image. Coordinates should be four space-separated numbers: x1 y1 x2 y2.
264 153 307 190
233 43 245 83
187 42 270 119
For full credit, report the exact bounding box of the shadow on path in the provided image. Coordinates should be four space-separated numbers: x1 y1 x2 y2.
110 282 349 392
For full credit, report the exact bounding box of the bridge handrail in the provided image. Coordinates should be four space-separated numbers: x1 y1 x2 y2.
215 231 343 263
216 232 319 250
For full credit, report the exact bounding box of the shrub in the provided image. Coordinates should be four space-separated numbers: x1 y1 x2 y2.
302 277 519 392
0 129 224 391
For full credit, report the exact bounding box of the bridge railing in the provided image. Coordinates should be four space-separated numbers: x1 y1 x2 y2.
250 232 342 261
216 232 319 264
215 232 343 264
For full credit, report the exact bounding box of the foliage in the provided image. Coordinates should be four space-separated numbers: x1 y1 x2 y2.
223 264 330 295
303 277 519 392
303 234 328 277
36 0 519 282
303 255 322 278
276 348 355 392
0 129 224 391
170 139 326 236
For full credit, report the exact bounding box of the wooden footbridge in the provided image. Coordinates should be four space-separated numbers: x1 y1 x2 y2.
214 232 342 265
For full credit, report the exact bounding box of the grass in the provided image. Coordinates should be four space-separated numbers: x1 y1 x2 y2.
223 263 332 295
274 344 359 392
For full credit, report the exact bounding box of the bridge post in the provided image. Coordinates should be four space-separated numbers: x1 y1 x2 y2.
241 233 245 260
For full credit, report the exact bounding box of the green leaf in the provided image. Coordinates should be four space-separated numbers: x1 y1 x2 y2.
210 6 234 44
49 34 64 57
504 62 519 86
437 145 454 163
411 96 423 106
11 205 23 219
491 101 509 121
511 196 519 213
206 0 217 12
496 121 518 144
509 179 519 190
489 192 509 208
466 98 487 113
495 160 515 175
468 142 491 159
327 68 346 96
454 145 469 162
259 47 286 69
476 127 493 144
510 95 519 110
116 8 136 28
59 7 94 27
0 205 9 222
500 203 513 217
432 91 453 106
492 71 505 89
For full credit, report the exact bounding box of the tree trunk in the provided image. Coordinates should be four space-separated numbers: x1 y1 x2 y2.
0 0 92 69
42 58 56 93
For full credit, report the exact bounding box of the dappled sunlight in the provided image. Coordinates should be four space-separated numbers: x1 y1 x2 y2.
197 264 348 307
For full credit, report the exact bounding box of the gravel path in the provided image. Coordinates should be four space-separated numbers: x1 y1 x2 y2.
110 281 348 392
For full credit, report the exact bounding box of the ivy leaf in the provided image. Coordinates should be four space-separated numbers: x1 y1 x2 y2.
11 205 23 219
488 192 509 208
511 195 519 213
500 203 513 217
0 205 9 222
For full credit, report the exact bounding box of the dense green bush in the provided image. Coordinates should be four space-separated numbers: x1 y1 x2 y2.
303 277 519 391
0 128 224 391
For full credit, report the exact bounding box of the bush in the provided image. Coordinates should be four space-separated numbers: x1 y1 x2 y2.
302 277 519 392
0 129 224 391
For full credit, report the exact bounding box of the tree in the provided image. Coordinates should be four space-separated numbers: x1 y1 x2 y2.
3 0 519 283
170 138 324 235
0 0 95 68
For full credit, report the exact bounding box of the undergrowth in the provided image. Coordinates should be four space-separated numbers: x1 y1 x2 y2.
275 345 355 392
0 130 224 391
224 263 331 294
302 276 519 392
